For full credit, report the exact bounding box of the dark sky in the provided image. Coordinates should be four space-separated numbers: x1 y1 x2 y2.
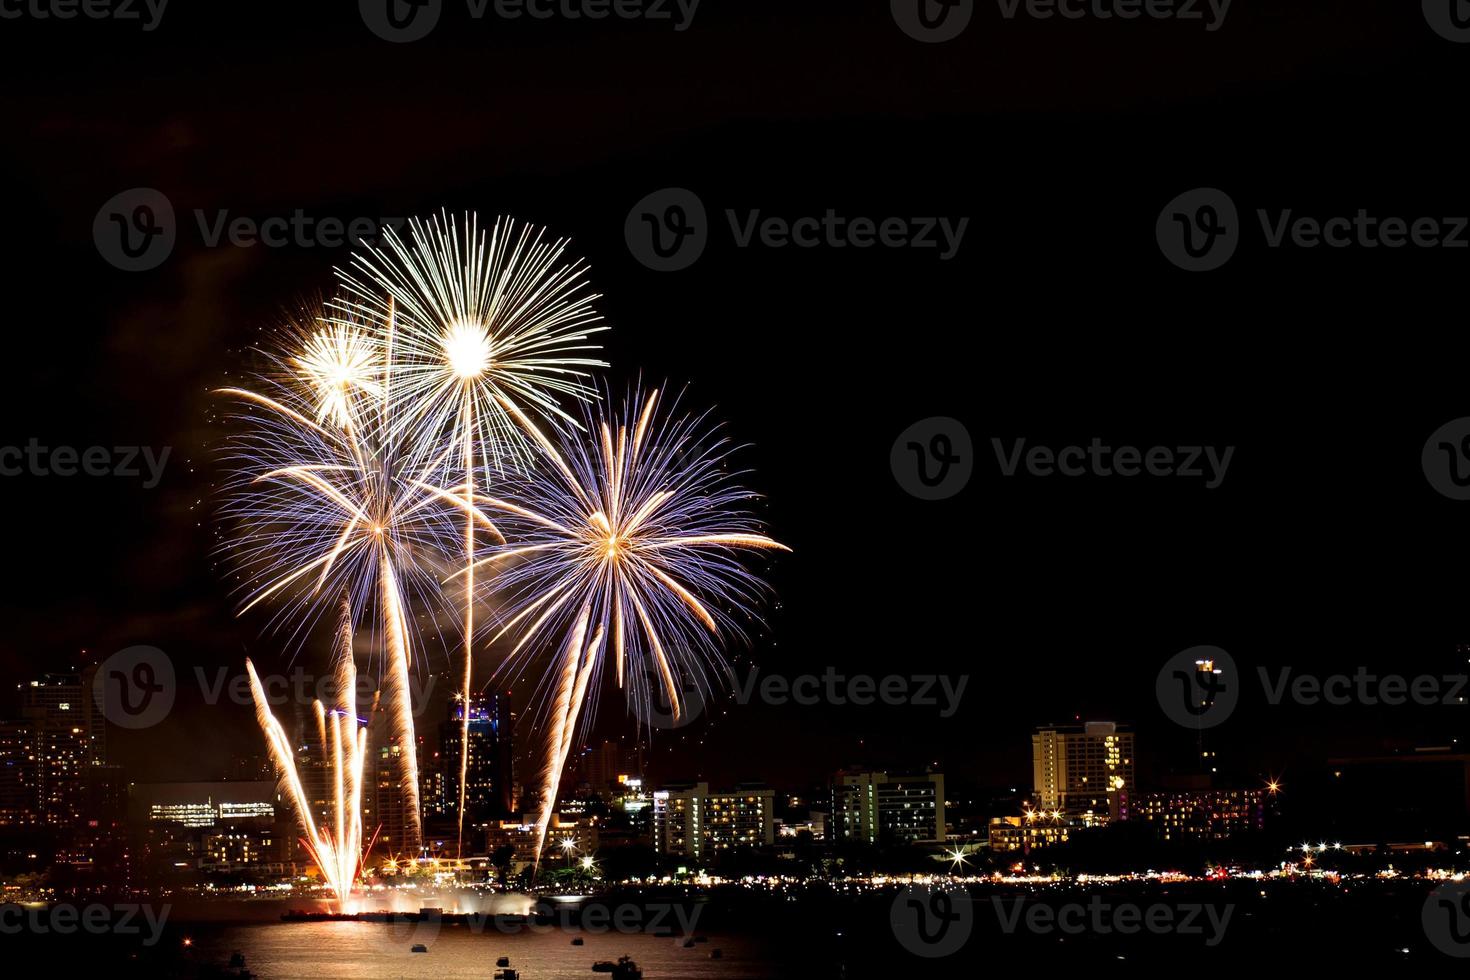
1 1 1467 795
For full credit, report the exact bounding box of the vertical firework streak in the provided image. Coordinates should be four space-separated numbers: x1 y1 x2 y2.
246 598 372 906
219 216 789 878
334 212 606 855
218 301 505 855
462 389 789 865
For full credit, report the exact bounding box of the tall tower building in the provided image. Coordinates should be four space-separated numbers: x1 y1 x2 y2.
367 698 423 855
1032 721 1135 826
440 692 515 825
22 669 106 828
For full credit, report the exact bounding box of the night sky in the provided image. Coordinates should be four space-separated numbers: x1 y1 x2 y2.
1 1 1467 797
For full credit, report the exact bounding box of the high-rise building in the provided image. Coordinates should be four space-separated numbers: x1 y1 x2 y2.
830 770 947 846
440 692 515 824
20 669 106 828
368 697 423 855
652 782 775 859
1032 722 1135 826
0 720 37 827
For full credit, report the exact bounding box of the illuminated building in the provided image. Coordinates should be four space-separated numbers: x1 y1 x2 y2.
1032 722 1135 826
130 781 283 879
652 782 775 859
439 692 515 822
132 781 278 828
20 669 106 828
777 810 827 841
0 720 37 827
988 814 1071 852
1131 788 1267 842
482 814 599 869
830 770 946 846
369 699 427 854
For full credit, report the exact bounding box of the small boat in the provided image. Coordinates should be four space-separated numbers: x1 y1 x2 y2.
494 971 519 980
411 944 428 953
592 956 642 979
496 956 511 967
571 937 585 945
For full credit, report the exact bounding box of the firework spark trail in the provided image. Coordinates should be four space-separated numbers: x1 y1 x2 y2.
462 388 789 864
246 598 371 907
218 301 502 854
334 212 607 855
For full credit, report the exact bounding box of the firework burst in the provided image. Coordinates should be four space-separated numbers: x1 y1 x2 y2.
335 212 607 853
458 388 789 862
217 301 502 852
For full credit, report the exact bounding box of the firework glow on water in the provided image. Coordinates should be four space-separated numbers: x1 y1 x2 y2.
215 211 786 886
